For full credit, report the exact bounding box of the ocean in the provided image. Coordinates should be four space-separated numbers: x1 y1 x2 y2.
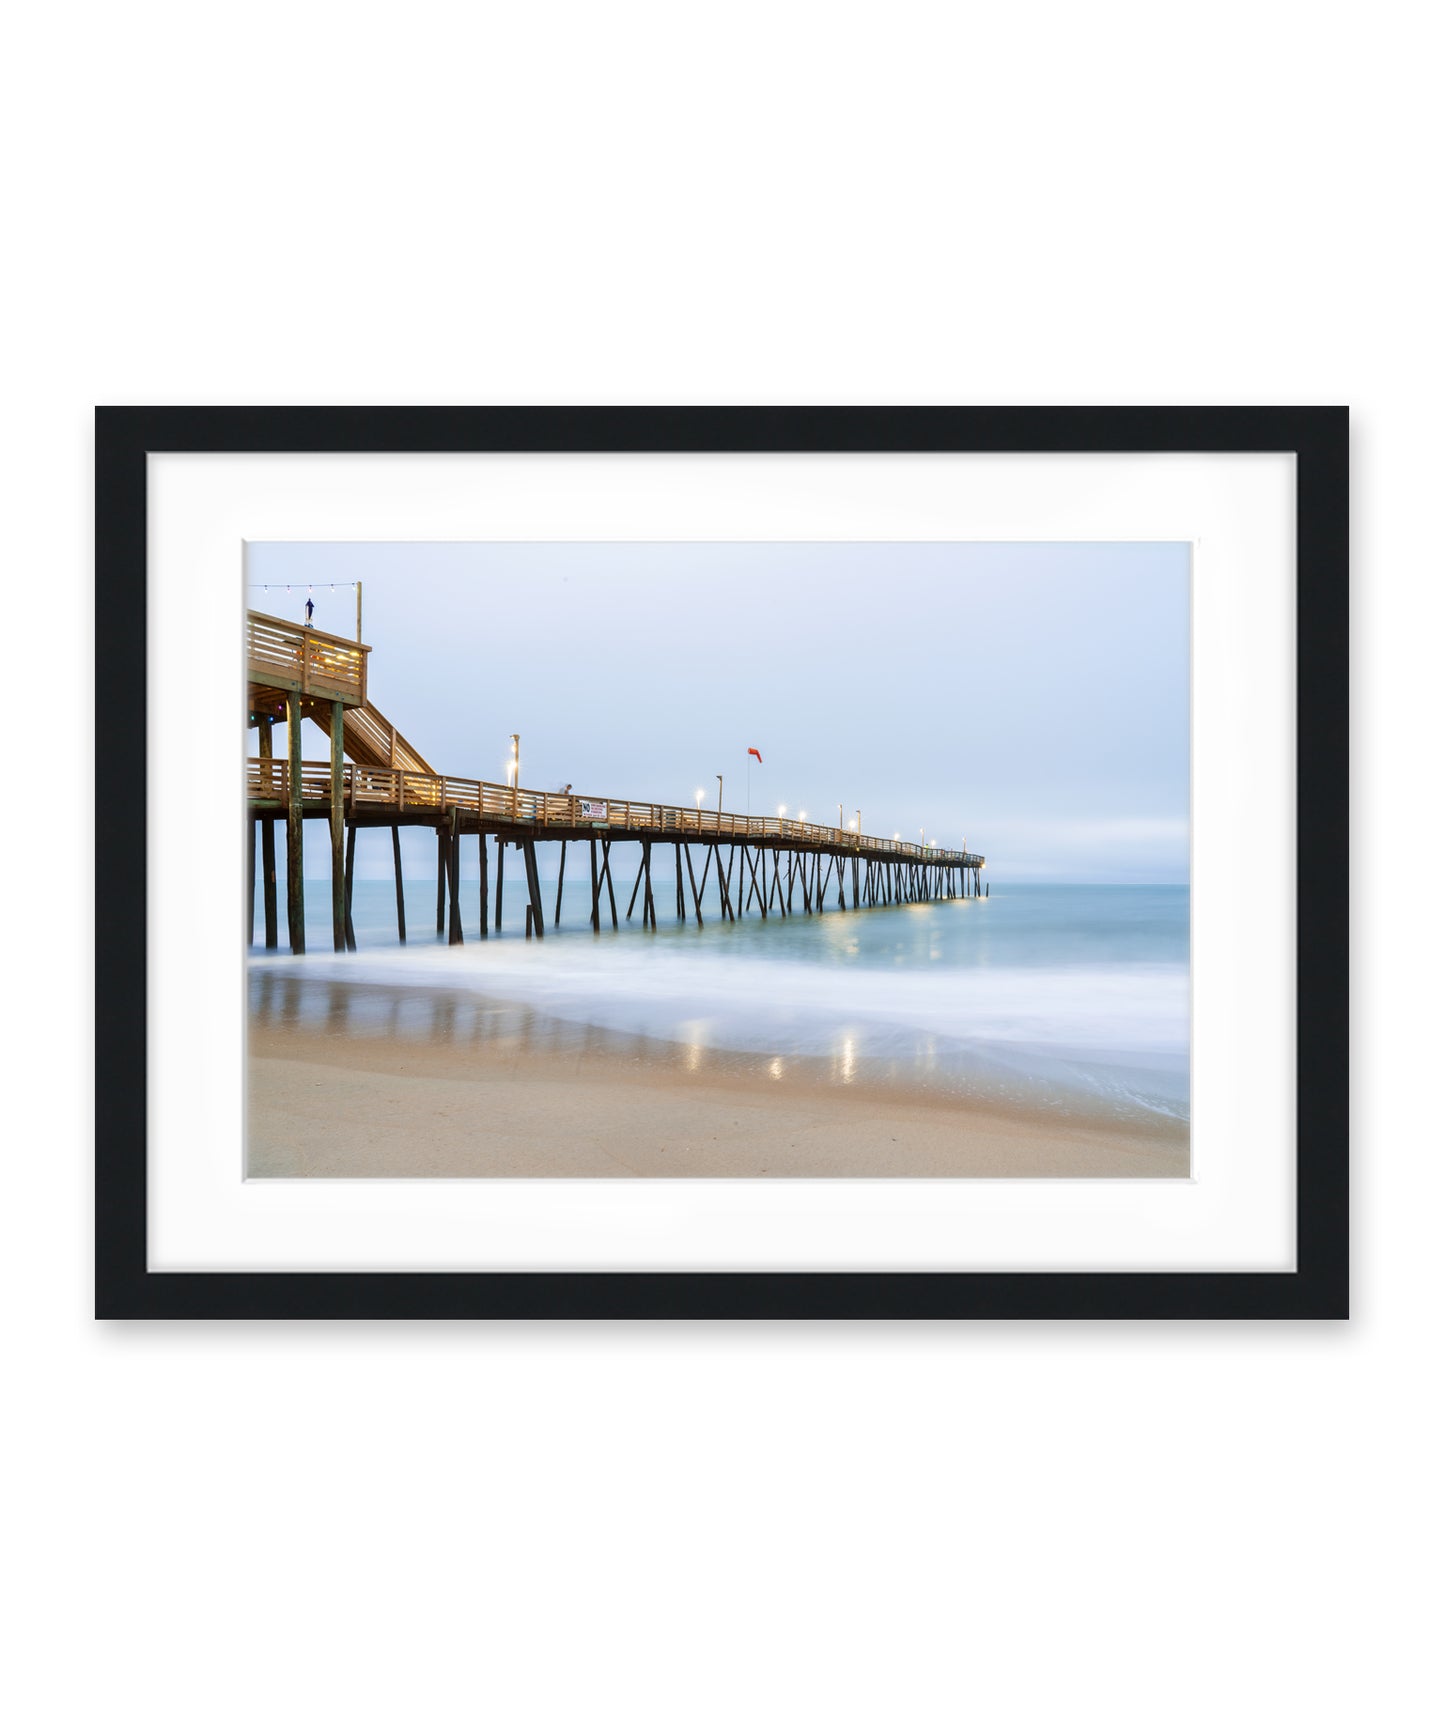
248 871 1189 1130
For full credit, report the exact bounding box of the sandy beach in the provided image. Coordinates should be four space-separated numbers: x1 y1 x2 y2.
247 1011 1190 1180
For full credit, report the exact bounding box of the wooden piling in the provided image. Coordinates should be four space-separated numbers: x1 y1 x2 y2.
261 819 278 948
477 833 488 938
642 839 656 929
494 838 505 933
601 840 619 929
554 840 566 927
436 831 446 934
329 700 346 951
451 813 465 944
675 842 685 919
684 843 704 926
589 840 601 932
344 821 357 950
392 825 406 942
744 846 766 919
719 846 736 921
522 839 545 938
257 718 278 948
626 853 646 920
285 691 305 954
248 819 256 944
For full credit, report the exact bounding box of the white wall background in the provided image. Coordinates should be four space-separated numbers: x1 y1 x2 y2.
5 3 1433 1730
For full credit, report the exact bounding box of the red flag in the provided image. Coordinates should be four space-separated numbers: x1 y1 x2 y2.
748 747 763 763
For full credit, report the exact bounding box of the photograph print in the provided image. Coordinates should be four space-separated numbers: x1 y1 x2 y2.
245 540 1189 1181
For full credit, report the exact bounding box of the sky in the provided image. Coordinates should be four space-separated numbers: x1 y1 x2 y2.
246 541 1190 882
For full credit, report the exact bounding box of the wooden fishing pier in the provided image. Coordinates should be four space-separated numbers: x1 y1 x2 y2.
246 609 987 953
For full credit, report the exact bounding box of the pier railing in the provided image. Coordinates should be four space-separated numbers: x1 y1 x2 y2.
247 759 983 866
247 611 368 707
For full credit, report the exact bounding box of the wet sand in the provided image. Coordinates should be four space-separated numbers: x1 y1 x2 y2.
246 1015 1190 1180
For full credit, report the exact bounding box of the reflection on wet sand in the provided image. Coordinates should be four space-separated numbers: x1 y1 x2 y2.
247 966 1176 1128
252 968 726 1077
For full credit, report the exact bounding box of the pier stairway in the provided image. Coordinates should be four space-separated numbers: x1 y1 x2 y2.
311 697 436 776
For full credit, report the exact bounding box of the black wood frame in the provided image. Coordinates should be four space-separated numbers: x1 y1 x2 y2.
95 406 1348 1319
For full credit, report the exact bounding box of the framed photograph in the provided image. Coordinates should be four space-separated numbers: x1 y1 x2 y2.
95 406 1348 1318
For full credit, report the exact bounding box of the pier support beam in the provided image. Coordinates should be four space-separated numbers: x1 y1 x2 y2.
285 691 305 954
589 840 600 932
436 831 446 934
447 808 463 945
601 840 619 929
478 833 489 937
554 840 566 928
329 700 346 951
684 843 704 926
344 821 357 950
494 838 505 934
642 839 656 930
626 852 646 921
522 839 545 939
258 718 278 949
392 825 406 942
717 845 735 921
261 819 278 947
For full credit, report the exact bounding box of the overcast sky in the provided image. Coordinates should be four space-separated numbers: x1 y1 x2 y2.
247 541 1189 882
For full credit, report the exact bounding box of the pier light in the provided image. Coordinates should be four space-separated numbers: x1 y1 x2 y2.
799 810 807 823
777 805 787 818
893 833 900 841
696 789 704 807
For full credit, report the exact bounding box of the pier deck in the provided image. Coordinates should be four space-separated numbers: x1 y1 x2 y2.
246 610 985 952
